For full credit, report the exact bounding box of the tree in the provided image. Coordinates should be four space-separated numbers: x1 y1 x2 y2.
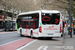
0 0 7 20
72 0 75 18
0 0 12 20
38 0 68 14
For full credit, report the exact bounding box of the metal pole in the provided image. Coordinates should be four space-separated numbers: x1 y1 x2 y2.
69 0 72 38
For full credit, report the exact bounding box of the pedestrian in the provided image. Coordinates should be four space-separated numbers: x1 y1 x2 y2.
68 24 72 35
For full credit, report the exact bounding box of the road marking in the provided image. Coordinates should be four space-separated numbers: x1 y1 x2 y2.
37 46 48 50
0 38 34 50
0 38 24 46
16 40 37 50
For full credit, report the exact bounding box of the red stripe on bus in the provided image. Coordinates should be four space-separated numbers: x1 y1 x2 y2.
33 32 38 36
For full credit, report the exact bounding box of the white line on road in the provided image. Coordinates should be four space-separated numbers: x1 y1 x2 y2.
16 40 37 50
37 46 48 50
37 46 43 50
0 38 24 46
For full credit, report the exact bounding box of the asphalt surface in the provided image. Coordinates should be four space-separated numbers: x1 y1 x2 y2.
1 27 74 50
0 31 63 50
0 31 24 46
19 37 62 50
17 27 74 50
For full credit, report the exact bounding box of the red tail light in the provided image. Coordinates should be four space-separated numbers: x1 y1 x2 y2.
60 26 62 33
60 24 62 33
39 26 41 33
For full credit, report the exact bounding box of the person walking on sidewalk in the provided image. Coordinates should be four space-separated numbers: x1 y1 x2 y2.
68 24 72 35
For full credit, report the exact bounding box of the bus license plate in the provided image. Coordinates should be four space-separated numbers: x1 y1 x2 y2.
48 34 53 35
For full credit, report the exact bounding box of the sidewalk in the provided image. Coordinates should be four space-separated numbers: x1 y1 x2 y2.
63 27 75 50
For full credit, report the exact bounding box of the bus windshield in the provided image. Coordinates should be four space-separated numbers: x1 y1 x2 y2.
42 13 60 25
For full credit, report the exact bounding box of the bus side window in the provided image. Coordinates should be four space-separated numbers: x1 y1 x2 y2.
22 22 26 28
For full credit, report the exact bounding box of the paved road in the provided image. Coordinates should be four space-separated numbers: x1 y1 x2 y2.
0 31 34 50
1 28 71 50
0 31 63 50
0 27 74 50
17 27 71 50
0 31 24 45
17 37 63 50
17 27 69 50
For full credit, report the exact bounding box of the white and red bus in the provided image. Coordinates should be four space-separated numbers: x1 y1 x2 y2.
17 10 63 39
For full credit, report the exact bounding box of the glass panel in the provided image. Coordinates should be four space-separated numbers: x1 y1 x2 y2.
42 13 60 25
17 13 39 29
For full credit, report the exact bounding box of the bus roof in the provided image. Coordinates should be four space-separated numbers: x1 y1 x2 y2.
19 10 61 16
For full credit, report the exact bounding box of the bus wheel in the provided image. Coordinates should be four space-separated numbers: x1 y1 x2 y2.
20 29 23 37
31 31 33 38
